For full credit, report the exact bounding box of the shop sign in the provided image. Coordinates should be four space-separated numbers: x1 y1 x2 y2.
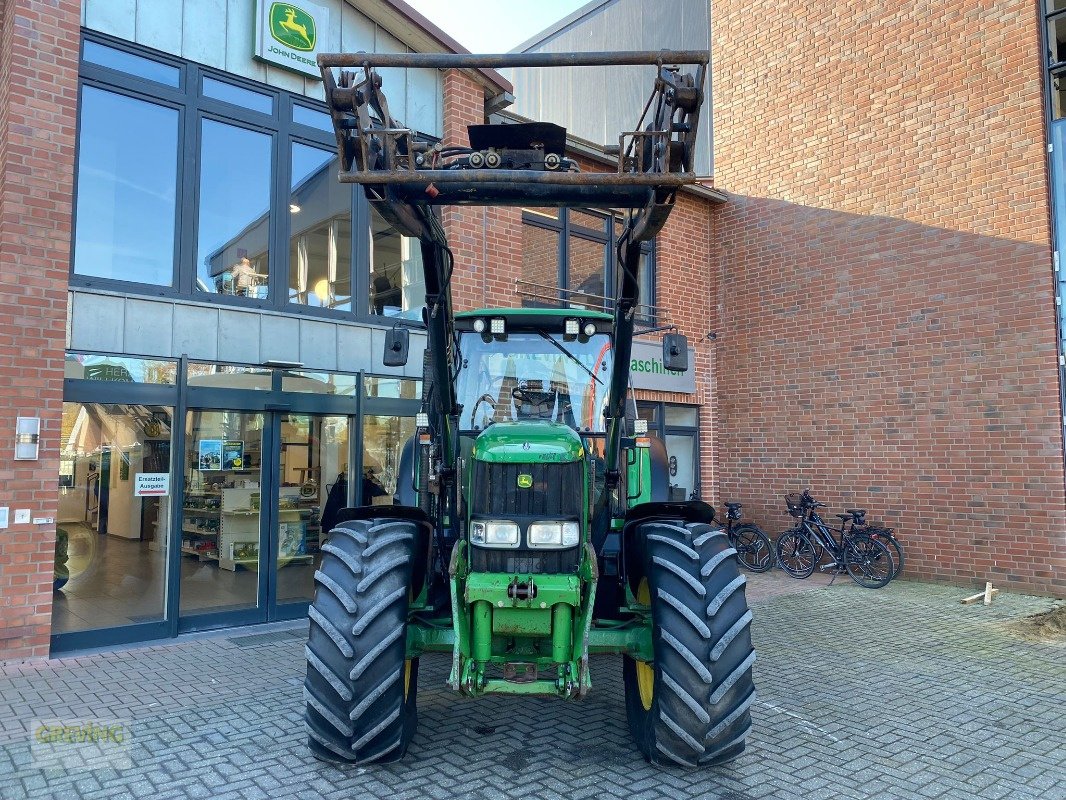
629 339 696 394
254 0 329 79
134 473 170 497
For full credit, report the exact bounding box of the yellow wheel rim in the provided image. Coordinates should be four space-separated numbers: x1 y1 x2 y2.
635 579 654 711
404 659 412 699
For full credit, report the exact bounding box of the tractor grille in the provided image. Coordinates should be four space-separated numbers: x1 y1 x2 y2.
469 460 583 574
472 460 584 518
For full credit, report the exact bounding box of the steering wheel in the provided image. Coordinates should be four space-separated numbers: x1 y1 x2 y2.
512 382 557 409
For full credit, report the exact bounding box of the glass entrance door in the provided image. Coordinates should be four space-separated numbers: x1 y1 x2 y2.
178 407 354 627
179 409 266 620
274 413 351 608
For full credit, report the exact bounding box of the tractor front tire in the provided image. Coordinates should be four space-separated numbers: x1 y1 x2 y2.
624 519 756 767
304 518 420 764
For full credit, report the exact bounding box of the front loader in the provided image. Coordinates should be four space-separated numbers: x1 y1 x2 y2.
303 49 756 768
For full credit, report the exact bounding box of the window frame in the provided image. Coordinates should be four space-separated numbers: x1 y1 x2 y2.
70 30 414 327
520 207 657 322
636 400 701 498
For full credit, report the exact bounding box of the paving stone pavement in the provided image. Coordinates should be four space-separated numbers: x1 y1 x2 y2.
0 576 1063 800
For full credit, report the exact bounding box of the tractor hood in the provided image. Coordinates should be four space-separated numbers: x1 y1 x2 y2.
472 421 584 463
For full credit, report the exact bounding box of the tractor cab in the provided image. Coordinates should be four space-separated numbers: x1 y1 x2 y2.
454 308 613 434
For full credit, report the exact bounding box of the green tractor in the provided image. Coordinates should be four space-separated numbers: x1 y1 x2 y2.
304 50 755 768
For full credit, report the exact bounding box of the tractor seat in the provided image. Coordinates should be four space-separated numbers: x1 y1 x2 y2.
835 513 853 522
846 508 867 516
725 502 742 510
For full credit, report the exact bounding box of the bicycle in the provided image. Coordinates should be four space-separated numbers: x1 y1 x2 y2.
723 502 774 572
841 508 905 580
775 490 895 589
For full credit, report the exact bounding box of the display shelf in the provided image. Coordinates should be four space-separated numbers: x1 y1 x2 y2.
182 507 220 514
181 546 218 561
182 526 219 536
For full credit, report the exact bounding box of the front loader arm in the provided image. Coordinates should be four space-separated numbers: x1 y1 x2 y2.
318 49 707 508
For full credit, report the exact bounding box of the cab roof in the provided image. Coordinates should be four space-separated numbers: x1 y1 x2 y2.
455 307 613 322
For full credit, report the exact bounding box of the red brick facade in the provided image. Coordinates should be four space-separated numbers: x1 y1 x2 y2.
2 1 1062 665
710 1 1066 594
0 0 81 659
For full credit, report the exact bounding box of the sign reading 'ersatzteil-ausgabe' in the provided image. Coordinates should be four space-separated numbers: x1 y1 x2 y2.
254 1 329 79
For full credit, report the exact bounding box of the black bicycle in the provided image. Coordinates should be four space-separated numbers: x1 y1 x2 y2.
842 508 904 580
723 502 774 572
776 490 895 589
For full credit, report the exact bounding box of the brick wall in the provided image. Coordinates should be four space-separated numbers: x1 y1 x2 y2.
711 1 1066 593
0 0 80 659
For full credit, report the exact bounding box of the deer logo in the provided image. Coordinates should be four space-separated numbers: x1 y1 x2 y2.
269 3 316 52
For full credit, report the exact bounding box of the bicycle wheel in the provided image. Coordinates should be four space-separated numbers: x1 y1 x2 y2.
843 535 895 589
872 532 904 579
731 523 774 572
775 530 816 578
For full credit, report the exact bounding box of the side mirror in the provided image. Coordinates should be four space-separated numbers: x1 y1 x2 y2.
663 332 689 372
383 326 410 367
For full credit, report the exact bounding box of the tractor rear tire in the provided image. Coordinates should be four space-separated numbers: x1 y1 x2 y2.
624 519 756 767
304 518 420 764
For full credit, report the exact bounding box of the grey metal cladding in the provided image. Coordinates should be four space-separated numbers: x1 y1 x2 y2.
510 0 712 175
172 304 221 360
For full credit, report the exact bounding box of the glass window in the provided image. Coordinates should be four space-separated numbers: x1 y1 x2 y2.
665 433 697 501
1053 70 1066 120
665 405 699 427
82 41 180 87
568 234 607 310
1052 2 1066 16
361 415 416 504
73 87 179 286
637 248 655 319
196 120 273 297
289 144 352 310
455 331 612 432
65 353 178 384
1052 16 1066 66
570 209 607 234
180 410 265 614
53 403 173 633
521 220 560 306
187 362 272 390
523 207 559 221
370 207 426 318
293 104 334 134
365 376 420 399
282 370 358 395
636 401 659 425
202 77 273 115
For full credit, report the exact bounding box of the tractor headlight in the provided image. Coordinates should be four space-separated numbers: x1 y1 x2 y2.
528 521 580 548
470 520 520 548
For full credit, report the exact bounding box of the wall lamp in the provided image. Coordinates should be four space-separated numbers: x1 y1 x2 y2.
15 417 40 460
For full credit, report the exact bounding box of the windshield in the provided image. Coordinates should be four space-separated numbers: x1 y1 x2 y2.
456 331 612 432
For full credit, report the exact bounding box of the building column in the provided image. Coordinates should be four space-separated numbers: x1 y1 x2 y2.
0 0 80 661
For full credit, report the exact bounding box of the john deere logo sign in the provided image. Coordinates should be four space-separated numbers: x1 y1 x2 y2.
254 0 327 79
517 474 533 489
269 4 316 51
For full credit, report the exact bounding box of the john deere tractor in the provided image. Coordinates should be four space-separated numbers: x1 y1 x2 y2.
303 50 755 768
